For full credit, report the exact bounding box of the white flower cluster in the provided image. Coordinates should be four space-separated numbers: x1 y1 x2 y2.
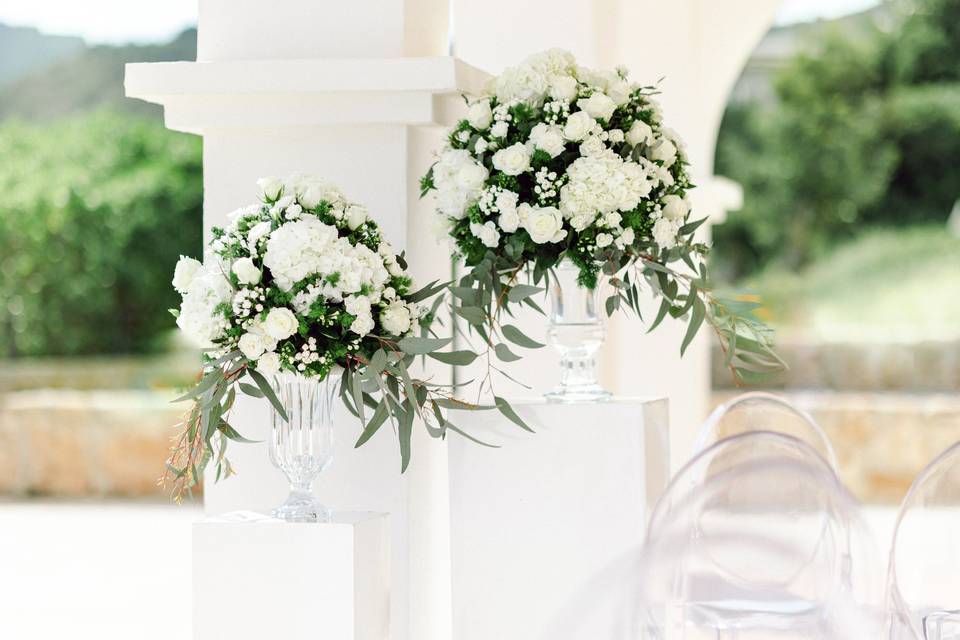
172 175 424 378
429 48 692 255
173 255 232 348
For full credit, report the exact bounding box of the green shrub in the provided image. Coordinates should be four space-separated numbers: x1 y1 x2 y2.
0 111 202 357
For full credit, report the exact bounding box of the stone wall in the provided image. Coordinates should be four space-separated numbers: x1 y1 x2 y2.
712 390 960 504
0 390 184 498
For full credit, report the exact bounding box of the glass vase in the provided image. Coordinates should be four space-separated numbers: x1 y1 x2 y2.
268 370 338 523
543 260 612 403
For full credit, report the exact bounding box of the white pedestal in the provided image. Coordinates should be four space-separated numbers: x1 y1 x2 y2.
193 511 390 640
447 398 669 640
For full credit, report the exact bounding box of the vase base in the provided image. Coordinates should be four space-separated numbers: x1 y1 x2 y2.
544 385 612 404
272 493 332 523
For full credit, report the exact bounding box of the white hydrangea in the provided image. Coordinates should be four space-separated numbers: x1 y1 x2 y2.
432 149 489 219
263 217 339 291
559 150 653 230
175 260 232 347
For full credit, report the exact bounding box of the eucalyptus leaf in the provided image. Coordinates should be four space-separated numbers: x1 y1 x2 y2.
397 336 452 355
247 368 288 422
494 396 535 433
428 350 479 366
501 324 545 349
494 343 522 362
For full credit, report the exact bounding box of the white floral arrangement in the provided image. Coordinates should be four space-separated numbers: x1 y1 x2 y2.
421 49 782 386
165 175 473 498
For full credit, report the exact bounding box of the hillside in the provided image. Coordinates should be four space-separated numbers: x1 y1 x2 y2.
0 24 84 88
0 27 196 122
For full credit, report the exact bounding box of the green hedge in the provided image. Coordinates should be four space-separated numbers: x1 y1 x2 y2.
0 111 202 357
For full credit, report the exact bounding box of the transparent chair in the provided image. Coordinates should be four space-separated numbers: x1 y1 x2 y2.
695 392 839 472
638 431 882 639
887 441 960 640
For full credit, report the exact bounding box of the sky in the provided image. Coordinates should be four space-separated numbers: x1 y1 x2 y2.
0 0 883 45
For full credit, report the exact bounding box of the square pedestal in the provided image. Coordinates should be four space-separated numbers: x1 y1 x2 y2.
193 511 390 640
448 398 669 640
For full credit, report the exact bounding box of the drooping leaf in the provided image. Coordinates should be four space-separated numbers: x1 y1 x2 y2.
493 343 522 362
501 324 545 349
428 350 479 366
506 284 543 303
397 336 452 355
494 396 534 433
247 368 288 421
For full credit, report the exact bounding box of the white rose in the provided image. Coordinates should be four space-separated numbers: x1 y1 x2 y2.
467 100 493 130
490 121 509 138
652 217 680 249
350 312 375 337
576 92 616 121
492 143 531 176
172 256 202 294
257 176 284 201
475 138 489 154
626 120 654 147
651 138 678 166
523 206 567 244
470 221 501 248
563 111 596 142
380 300 413 336
231 257 261 285
256 352 281 375
579 136 606 157
345 205 368 230
499 208 521 233
607 129 625 143
616 227 636 248
549 75 579 102
298 183 326 210
662 195 690 221
457 162 489 192
596 233 614 248
529 123 566 158
238 332 268 360
263 307 299 340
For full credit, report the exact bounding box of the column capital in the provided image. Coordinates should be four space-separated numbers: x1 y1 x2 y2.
125 57 488 133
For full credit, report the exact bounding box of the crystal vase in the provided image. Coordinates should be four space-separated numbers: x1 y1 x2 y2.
543 260 612 403
268 370 338 523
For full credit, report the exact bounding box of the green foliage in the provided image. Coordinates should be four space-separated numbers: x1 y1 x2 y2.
744 225 960 338
714 0 960 278
0 111 202 357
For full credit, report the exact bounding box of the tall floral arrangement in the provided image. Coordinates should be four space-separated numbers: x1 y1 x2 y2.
166 175 478 499
421 49 782 384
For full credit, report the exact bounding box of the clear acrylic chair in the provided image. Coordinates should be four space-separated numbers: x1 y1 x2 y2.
695 392 839 472
638 431 881 639
887 441 960 640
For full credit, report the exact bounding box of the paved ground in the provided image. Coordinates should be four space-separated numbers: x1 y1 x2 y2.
0 501 200 640
0 502 902 639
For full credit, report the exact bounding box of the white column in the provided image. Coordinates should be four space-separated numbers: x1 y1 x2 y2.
451 0 781 471
125 4 485 639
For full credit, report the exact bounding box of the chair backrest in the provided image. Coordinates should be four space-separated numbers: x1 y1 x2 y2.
639 431 880 639
887 441 960 640
695 392 839 471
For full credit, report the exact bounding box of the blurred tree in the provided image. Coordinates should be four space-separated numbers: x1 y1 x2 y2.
714 0 960 278
0 112 202 357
